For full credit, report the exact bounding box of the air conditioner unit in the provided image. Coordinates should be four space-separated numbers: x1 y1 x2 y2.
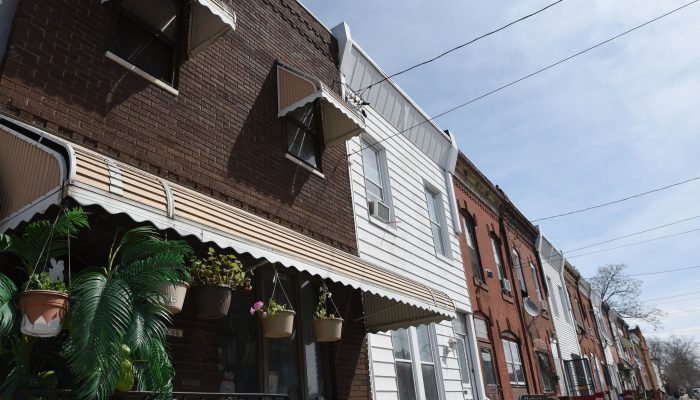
501 278 512 293
539 299 548 310
368 200 390 223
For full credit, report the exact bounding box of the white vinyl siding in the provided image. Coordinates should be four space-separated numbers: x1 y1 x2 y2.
558 285 571 323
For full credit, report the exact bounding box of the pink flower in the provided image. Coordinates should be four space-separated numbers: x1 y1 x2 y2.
249 307 255 316
253 301 264 310
261 312 268 318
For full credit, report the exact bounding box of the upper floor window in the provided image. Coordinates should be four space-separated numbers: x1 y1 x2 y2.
502 337 526 385
480 348 498 386
361 138 392 223
462 213 484 282
531 262 543 303
536 351 556 393
490 236 507 287
547 277 559 317
474 317 490 341
286 102 322 170
108 0 182 86
558 285 572 323
391 326 440 400
425 187 448 257
512 249 527 296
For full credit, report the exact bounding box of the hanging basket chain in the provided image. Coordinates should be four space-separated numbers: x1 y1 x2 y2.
24 211 62 291
272 268 294 312
322 282 342 319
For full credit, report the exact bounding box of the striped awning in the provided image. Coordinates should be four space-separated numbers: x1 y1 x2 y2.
188 0 237 55
277 64 365 147
0 116 454 333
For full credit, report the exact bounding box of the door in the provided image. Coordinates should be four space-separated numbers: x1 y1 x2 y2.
479 346 501 400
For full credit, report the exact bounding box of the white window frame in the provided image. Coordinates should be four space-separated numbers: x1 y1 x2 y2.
531 262 543 302
360 136 395 227
546 277 560 317
424 184 450 258
512 249 527 295
391 325 444 400
461 213 484 282
502 338 526 385
558 285 572 323
491 236 506 283
452 315 476 394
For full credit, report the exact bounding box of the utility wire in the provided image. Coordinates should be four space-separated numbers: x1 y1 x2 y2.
532 176 700 222
540 227 700 264
565 215 700 253
348 0 700 158
359 0 565 93
626 265 700 277
661 308 700 316
641 290 700 302
655 295 700 306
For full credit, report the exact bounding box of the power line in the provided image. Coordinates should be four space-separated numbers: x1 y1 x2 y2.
348 0 699 158
655 296 700 306
662 308 700 316
541 227 700 264
642 290 700 302
532 176 700 222
565 215 700 253
359 0 565 93
627 265 700 277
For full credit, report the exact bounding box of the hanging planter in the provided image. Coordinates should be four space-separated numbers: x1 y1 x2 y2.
187 247 252 319
19 278 70 338
251 271 295 338
158 281 189 314
313 286 343 342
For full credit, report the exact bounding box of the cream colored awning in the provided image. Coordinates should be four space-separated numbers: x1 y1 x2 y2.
0 116 453 333
188 0 237 56
277 65 365 147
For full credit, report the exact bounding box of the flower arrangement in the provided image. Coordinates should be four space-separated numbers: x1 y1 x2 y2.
314 287 337 319
25 271 67 292
188 247 252 290
250 298 289 319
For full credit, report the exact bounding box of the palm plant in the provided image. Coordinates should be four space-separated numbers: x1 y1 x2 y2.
66 226 191 400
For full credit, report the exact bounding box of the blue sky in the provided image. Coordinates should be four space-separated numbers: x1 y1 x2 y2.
299 0 700 341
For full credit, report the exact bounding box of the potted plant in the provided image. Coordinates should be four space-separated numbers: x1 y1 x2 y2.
18 272 70 337
188 247 252 319
312 287 343 342
250 298 295 338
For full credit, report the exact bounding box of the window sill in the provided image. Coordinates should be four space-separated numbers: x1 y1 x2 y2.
435 251 453 263
284 153 325 179
501 291 514 303
473 277 488 291
367 214 398 235
105 51 179 96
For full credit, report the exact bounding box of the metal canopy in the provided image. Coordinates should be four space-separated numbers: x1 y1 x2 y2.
0 116 454 333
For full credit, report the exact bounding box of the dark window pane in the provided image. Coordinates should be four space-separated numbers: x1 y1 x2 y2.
395 361 417 400
110 14 175 84
300 280 328 399
286 104 320 169
265 272 300 398
391 329 412 361
421 364 439 399
217 288 260 393
481 349 497 385
456 337 471 384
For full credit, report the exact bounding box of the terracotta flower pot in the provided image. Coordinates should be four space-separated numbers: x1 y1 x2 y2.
158 282 189 314
19 290 70 337
192 285 232 319
262 310 295 338
313 318 343 342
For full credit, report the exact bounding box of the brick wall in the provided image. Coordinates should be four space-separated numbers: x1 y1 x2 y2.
0 0 358 255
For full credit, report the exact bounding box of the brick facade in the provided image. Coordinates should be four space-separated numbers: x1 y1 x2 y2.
453 154 558 400
0 0 357 255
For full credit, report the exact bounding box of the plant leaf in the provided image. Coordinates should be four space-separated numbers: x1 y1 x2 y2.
0 273 18 338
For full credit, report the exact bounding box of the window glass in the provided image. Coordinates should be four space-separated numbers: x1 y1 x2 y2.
475 318 489 340
425 189 447 256
395 362 417 400
286 103 320 169
531 263 543 301
512 249 527 295
421 364 439 399
300 280 328 399
462 215 484 281
480 348 498 385
502 339 526 385
558 286 571 323
491 237 505 280
416 325 439 399
361 139 385 202
537 352 555 392
416 325 433 363
392 329 412 361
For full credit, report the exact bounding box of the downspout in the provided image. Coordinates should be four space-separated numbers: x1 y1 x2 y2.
498 202 540 395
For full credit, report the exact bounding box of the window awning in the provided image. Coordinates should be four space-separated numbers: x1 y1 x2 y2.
0 116 453 333
620 337 634 349
188 0 237 56
277 65 365 147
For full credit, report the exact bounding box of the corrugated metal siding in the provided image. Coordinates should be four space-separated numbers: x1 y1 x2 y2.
277 66 317 111
0 127 63 220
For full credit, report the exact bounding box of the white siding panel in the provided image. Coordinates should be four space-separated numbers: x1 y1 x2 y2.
373 376 398 392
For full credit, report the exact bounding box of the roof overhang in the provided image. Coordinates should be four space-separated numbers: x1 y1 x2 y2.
277 64 365 147
0 116 453 333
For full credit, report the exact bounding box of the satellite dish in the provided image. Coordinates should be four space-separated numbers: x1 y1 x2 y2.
523 297 540 317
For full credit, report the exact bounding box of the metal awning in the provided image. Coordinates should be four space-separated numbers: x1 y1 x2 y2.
188 0 237 56
277 65 365 147
0 116 454 333
620 337 634 349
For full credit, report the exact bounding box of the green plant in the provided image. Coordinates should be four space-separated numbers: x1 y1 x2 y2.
314 288 337 319
250 298 290 319
0 208 89 397
66 226 192 400
188 247 252 290
25 272 67 292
